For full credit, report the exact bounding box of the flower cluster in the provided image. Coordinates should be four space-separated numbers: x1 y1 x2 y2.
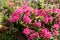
10 1 60 40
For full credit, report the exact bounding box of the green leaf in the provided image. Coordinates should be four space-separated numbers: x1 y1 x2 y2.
9 7 14 12
0 0 3 5
3 0 8 8
0 12 4 24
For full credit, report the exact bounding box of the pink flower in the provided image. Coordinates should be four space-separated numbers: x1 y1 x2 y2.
42 29 49 34
36 22 41 27
34 9 42 16
33 32 39 37
16 8 23 15
30 30 35 33
34 9 39 15
37 10 42 16
27 6 33 12
23 28 30 35
11 12 18 16
58 13 60 17
44 17 49 24
40 29 48 38
23 15 31 24
22 6 32 12
49 16 54 22
13 16 20 21
25 11 31 16
51 9 59 13
29 32 39 39
40 29 52 39
55 9 59 13
40 33 45 38
10 17 15 22
53 24 59 30
28 36 31 40
45 9 51 13
12 8 23 17
58 21 60 25
10 16 20 22
8 3 12 7
21 6 27 12
29 34 35 39
23 1 28 6
45 32 52 39
53 30 59 36
43 12 48 17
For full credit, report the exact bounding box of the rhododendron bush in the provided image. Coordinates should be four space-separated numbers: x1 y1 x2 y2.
0 0 60 40
9 1 60 40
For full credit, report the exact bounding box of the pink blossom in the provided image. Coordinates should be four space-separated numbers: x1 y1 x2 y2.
42 29 49 34
22 6 32 12
53 24 59 30
43 12 48 17
40 31 45 37
33 32 39 37
25 11 31 16
11 12 18 16
12 8 23 17
58 13 60 17
45 32 52 39
49 16 54 22
51 9 60 13
55 9 59 13
22 6 28 12
23 28 30 35
44 17 49 24
58 21 60 25
13 16 20 21
22 7 27 12
45 9 51 13
53 30 59 36
36 21 41 27
16 8 23 15
29 34 35 39
29 32 39 39
37 10 42 16
40 29 48 38
40 29 52 39
8 2 12 7
23 1 28 6
30 30 35 33
10 17 15 22
34 9 39 15
23 15 31 24
28 36 31 40
34 9 42 16
27 6 33 12
10 16 20 22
